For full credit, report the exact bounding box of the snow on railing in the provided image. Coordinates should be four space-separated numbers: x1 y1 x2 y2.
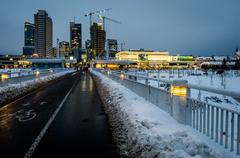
94 68 240 155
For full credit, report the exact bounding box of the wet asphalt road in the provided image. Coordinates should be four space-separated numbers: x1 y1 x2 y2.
0 71 113 158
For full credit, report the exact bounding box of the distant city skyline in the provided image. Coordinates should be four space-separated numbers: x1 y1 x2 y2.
0 0 240 56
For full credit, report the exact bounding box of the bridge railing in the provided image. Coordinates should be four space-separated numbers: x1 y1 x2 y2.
0 68 73 87
93 68 240 155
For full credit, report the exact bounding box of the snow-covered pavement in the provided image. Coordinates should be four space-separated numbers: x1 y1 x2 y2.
0 69 75 105
91 69 237 158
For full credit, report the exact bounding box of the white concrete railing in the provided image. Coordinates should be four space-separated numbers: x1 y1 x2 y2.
0 68 73 86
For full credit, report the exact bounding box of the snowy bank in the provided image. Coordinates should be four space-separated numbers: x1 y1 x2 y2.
0 70 74 105
91 69 237 158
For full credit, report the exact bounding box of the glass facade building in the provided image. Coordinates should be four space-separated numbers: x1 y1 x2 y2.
24 22 34 47
70 22 82 50
23 22 35 56
34 10 53 57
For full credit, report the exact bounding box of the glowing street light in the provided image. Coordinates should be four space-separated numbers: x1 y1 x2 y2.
170 80 188 97
35 71 40 76
1 73 9 81
170 85 187 97
107 70 111 75
120 73 125 80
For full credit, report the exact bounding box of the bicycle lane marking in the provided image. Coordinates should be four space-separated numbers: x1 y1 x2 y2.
0 108 37 124
23 76 78 158
15 110 37 122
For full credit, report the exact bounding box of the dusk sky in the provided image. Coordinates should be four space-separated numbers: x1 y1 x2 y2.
0 0 239 56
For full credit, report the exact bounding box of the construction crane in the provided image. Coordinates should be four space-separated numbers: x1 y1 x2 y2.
98 15 121 31
84 8 112 27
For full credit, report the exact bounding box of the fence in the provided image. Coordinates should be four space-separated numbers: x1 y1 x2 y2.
95 69 240 155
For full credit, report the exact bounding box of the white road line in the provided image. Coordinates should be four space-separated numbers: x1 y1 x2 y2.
23 81 76 158
71 72 77 76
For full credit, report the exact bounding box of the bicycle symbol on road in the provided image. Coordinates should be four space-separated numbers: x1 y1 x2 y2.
15 109 37 122
0 108 37 124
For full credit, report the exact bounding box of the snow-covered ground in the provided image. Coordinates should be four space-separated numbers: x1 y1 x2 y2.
135 70 240 92
0 68 32 73
0 69 75 105
91 69 237 158
127 70 240 112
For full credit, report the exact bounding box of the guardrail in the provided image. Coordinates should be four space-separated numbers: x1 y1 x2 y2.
94 69 240 155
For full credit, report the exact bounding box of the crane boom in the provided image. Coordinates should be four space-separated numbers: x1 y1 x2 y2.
84 8 112 26
98 15 121 30
95 8 112 14
104 17 121 24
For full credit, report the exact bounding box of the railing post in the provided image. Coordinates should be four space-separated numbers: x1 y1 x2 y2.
211 106 214 140
193 100 195 128
225 111 229 149
230 112 234 152
207 104 210 136
200 103 203 132
220 109 224 145
216 108 219 143
237 114 240 155
203 103 206 134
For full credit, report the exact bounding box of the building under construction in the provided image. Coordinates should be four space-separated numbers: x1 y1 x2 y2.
90 23 106 58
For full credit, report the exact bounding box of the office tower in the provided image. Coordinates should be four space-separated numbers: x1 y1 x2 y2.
52 47 57 57
23 22 35 56
46 16 53 57
85 39 92 60
34 10 53 57
107 39 118 58
70 22 82 61
59 41 70 57
70 22 82 51
90 23 106 58
85 39 91 50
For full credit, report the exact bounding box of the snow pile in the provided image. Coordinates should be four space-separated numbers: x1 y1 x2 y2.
91 70 236 158
0 70 74 104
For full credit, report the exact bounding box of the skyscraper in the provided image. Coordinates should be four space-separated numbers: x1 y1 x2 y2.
70 22 82 51
70 22 82 61
34 10 53 57
59 41 70 57
90 23 106 58
52 47 57 57
23 22 35 56
107 39 118 58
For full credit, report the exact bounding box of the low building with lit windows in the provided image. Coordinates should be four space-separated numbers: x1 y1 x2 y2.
27 57 77 69
115 50 195 69
0 55 32 69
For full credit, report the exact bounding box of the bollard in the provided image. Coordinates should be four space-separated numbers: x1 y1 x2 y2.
170 80 191 125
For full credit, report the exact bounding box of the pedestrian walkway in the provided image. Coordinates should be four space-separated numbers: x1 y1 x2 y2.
32 72 113 157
